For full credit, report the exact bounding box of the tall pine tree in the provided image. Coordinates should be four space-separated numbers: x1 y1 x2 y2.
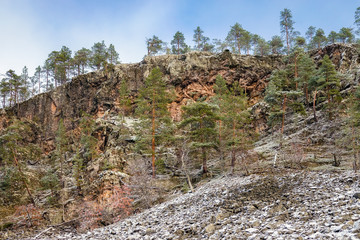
135 67 174 178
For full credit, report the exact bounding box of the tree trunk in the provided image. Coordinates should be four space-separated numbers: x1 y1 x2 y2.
38 71 41 93
177 40 180 55
313 90 318 122
151 91 156 178
218 120 223 161
294 54 298 90
237 41 241 54
202 147 208 174
231 119 236 173
281 94 287 134
285 16 290 53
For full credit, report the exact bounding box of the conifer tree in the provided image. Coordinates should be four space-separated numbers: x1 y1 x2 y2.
347 87 360 171
73 48 91 75
179 102 220 174
135 67 174 178
193 26 205 51
297 53 317 108
355 7 360 35
280 8 295 53
223 82 253 173
0 78 10 108
0 119 41 205
146 35 164 56
211 75 229 160
91 41 108 70
338 27 354 43
328 31 339 44
305 26 316 46
226 23 245 54
269 35 284 54
317 55 341 119
312 28 327 49
107 44 120 65
171 31 188 55
264 69 305 135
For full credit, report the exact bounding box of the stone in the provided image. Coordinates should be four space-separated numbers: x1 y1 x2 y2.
353 193 360 199
205 224 216 234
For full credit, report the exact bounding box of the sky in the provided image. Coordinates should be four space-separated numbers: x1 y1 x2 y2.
0 0 359 76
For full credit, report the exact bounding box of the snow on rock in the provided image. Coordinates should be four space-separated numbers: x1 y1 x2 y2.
36 171 360 240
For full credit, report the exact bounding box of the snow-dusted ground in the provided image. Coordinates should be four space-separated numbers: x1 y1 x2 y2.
37 170 360 240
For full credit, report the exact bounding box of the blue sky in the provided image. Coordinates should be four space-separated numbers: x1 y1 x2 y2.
0 0 359 76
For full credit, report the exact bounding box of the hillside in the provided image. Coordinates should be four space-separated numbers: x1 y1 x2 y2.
35 170 360 240
1 43 360 239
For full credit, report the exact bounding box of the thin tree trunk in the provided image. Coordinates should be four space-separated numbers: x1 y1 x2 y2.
177 40 180 55
313 90 318 122
294 54 298 90
151 91 156 178
231 119 236 173
219 120 223 161
202 147 208 174
46 70 49 91
281 94 287 134
285 16 290 53
180 144 194 192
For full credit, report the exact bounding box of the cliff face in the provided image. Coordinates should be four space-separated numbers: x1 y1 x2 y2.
1 43 359 147
1 51 283 140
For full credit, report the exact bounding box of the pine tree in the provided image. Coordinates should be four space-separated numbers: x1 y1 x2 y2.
328 31 339 44
338 27 354 43
312 28 327 49
317 55 341 119
0 119 41 205
0 78 10 108
269 35 284 54
193 26 205 51
91 41 108 70
73 48 91 75
253 37 270 56
223 82 253 173
280 8 295 53
107 44 120 65
305 26 316 46
146 35 164 56
171 31 188 55
211 75 229 161
135 67 174 178
297 53 317 109
226 23 245 54
264 69 304 135
346 87 360 171
57 46 72 84
355 7 360 35
179 102 220 174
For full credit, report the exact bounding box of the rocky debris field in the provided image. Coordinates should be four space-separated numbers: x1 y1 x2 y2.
31 170 360 240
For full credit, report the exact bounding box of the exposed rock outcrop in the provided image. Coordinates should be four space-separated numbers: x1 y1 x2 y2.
1 51 283 141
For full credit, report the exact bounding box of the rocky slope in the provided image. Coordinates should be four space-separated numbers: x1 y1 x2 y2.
2 43 360 239
33 170 360 240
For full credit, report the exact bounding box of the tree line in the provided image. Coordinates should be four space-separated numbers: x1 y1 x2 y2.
0 41 119 108
2 7 360 109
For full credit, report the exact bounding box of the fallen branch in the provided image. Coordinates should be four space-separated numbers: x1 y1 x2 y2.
32 227 53 239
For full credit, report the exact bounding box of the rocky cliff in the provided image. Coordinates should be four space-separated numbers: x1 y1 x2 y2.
1 51 282 141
